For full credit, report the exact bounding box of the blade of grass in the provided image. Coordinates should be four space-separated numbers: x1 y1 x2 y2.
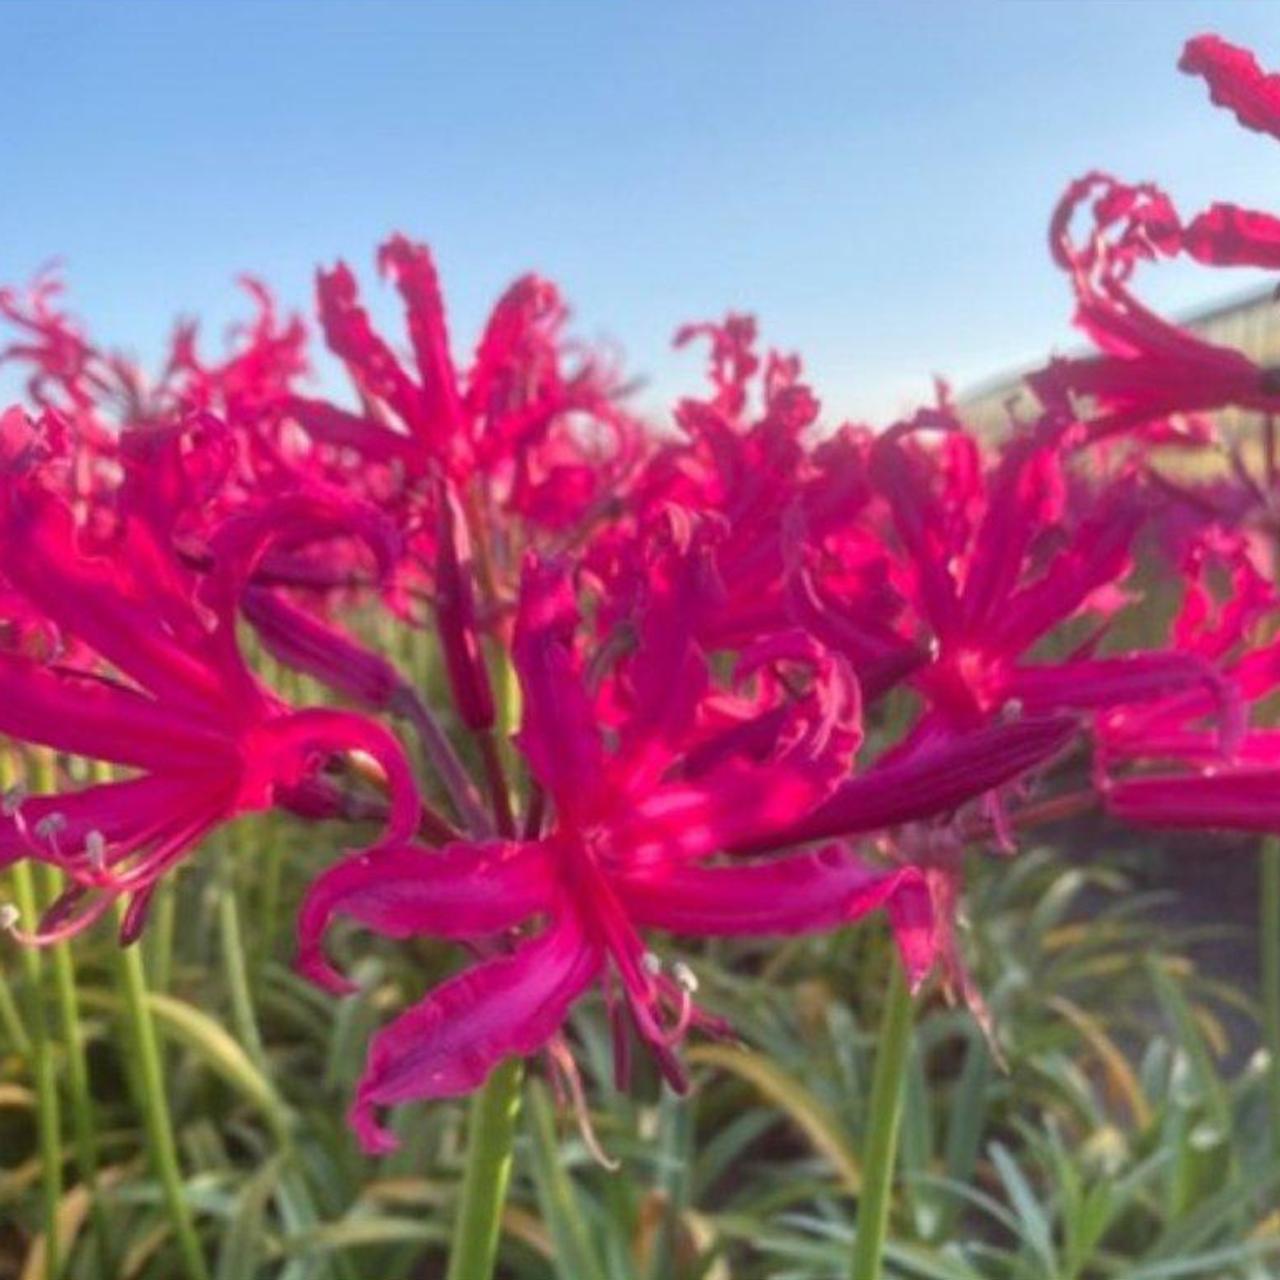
1261 839 1280 1156
114 902 210 1280
10 859 63 1280
525 1078 608 1280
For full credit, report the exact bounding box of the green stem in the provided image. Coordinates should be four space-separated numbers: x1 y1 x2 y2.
114 909 210 1280
445 1058 524 1280
1262 839 1280 1155
11 860 63 1280
43 865 112 1277
851 963 914 1280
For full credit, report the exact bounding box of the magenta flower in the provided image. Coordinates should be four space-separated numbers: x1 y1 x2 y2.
1035 172 1280 436
298 545 935 1152
289 235 639 532
0 417 421 941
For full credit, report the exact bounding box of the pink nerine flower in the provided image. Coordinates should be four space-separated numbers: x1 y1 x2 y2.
298 544 936 1152
0 409 421 942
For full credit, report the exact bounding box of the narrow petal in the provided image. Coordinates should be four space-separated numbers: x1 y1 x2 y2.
377 236 467 464
285 396 416 463
868 438 962 639
1106 769 1280 832
0 482 228 712
512 554 604 815
315 260 424 431
0 656 235 772
619 848 935 988
737 715 1075 853
959 434 1062 635
296 840 554 993
0 774 210 869
435 484 495 731
1007 652 1216 713
350 912 601 1153
242 587 404 711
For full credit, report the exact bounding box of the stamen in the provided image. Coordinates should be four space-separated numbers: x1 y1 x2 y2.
548 1039 620 1171
641 950 662 977
672 960 699 994
84 830 107 871
2 784 27 817
34 812 67 841
658 985 694 1048
0 903 19 932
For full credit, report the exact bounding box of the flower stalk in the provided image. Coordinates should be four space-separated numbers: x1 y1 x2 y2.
850 961 914 1280
445 1057 525 1280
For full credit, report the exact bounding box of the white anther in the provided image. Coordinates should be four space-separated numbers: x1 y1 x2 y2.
1003 697 1024 720
0 903 19 932
84 830 106 869
2 784 27 817
926 637 941 660
34 813 67 840
641 950 662 977
672 960 699 993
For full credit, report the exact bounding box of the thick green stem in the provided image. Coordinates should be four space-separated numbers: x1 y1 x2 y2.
114 909 210 1280
850 963 914 1280
11 860 62 1280
445 1058 524 1280
1262 839 1280 1154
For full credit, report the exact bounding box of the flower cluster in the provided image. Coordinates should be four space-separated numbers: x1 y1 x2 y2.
3 32 1280 1153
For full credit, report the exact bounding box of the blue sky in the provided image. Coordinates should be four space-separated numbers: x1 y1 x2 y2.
3 1 1280 423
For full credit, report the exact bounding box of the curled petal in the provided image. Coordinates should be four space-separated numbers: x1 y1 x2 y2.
202 492 398 632
350 912 601 1153
251 709 421 845
296 840 554 993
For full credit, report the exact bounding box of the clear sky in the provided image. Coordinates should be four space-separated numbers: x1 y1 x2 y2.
3 1 1280 424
